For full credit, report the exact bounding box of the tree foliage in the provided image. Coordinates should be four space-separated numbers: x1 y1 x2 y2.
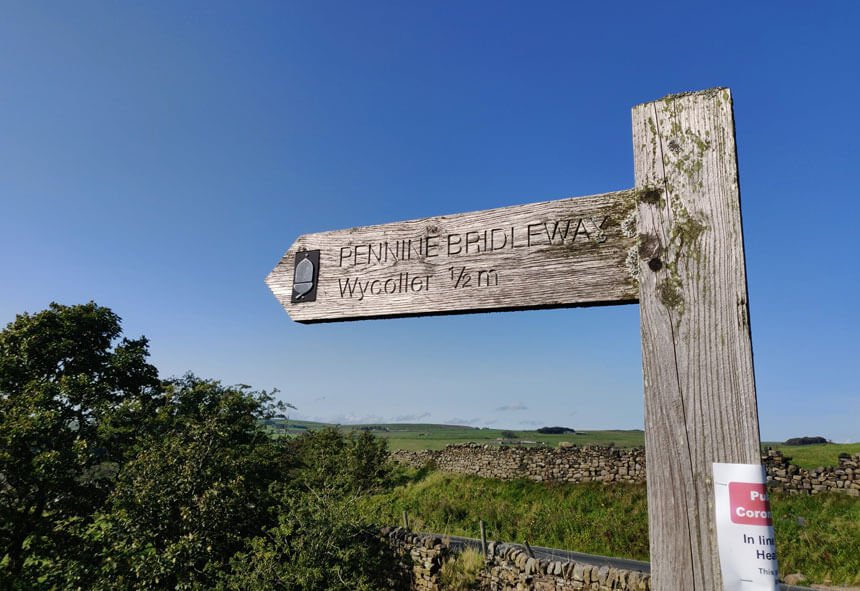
0 302 159 583
288 427 392 494
96 376 286 590
536 426 575 434
223 488 409 591
220 427 407 590
784 436 828 446
0 302 408 589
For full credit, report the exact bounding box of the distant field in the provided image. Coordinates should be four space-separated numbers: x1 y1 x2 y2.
264 420 859 468
265 420 645 450
762 442 860 469
376 425 646 451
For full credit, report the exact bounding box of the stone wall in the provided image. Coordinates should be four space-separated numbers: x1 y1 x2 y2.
384 527 651 591
386 528 449 590
391 444 860 496
762 449 859 495
392 444 645 484
477 541 650 591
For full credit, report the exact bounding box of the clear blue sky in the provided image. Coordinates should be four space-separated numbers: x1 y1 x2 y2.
2 1 858 442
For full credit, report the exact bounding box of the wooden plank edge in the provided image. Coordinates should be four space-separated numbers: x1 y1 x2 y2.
287 296 639 325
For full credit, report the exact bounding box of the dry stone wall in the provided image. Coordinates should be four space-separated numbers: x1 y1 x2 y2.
392 444 645 484
478 541 650 591
386 528 449 591
384 527 651 591
391 444 860 496
762 449 859 495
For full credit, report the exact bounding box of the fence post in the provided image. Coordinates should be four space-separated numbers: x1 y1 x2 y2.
479 520 487 558
523 540 535 559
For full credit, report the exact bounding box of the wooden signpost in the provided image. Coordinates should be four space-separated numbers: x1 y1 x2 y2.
266 191 639 323
267 88 763 591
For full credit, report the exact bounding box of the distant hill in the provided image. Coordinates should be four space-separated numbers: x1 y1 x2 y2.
262 419 645 450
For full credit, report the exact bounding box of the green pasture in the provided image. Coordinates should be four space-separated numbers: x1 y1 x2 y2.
762 442 860 469
265 420 859 468
372 425 645 451
362 468 860 586
265 419 645 450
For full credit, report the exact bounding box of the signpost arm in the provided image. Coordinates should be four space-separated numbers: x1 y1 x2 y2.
632 88 762 590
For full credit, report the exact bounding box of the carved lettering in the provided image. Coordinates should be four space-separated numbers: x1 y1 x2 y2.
448 233 462 255
339 246 352 266
477 269 499 287
338 273 432 301
426 234 440 257
527 223 542 247
336 216 614 269
465 231 481 253
544 220 571 244
490 228 507 250
369 243 383 264
449 266 499 289
571 219 589 242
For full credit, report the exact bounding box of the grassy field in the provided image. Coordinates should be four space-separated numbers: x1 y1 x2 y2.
362 468 860 586
266 420 859 468
265 419 645 449
370 425 645 451
762 442 860 469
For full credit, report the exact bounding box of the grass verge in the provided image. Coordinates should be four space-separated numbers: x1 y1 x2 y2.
361 468 860 586
440 547 484 591
362 469 650 560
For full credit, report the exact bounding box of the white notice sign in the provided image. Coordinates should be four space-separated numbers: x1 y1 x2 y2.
713 463 779 590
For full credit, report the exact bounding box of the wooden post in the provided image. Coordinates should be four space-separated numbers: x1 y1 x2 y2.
267 87 763 589
402 510 409 531
479 520 487 558
632 88 761 590
523 540 535 559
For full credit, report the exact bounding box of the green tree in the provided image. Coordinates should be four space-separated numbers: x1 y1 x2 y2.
93 376 288 590
0 302 160 583
222 428 409 590
288 427 391 494
1 303 406 589
222 490 410 591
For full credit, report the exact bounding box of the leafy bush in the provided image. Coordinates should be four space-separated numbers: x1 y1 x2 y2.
222 492 409 591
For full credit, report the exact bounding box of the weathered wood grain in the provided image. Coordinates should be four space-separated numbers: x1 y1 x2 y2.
633 88 761 590
267 191 639 323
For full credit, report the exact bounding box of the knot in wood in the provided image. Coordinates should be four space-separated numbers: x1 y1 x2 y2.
636 187 662 205
638 233 661 260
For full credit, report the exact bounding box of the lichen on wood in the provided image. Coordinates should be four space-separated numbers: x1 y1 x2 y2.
632 87 761 591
